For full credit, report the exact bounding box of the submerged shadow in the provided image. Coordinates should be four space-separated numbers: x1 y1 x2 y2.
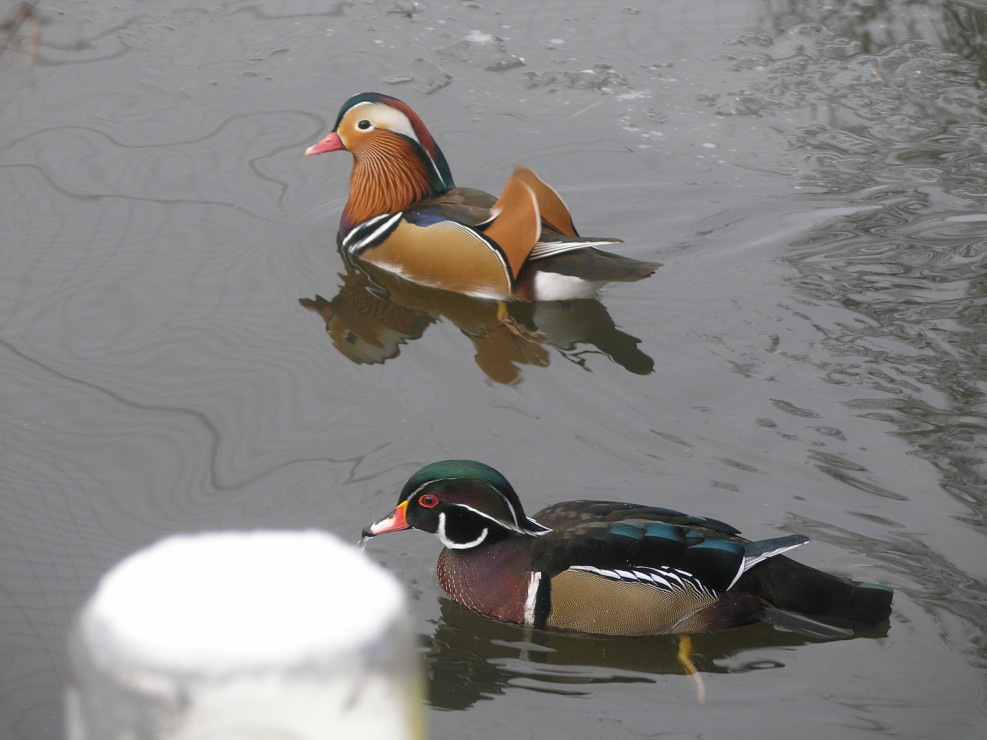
423 597 889 710
300 252 654 385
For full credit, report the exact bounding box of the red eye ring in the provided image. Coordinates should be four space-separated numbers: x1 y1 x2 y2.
419 494 439 508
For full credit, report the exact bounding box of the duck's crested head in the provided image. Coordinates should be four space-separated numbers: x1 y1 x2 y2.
341 93 453 186
400 459 515 507
307 92 455 231
364 460 549 550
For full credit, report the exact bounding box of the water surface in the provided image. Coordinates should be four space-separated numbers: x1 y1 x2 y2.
2 1 985 738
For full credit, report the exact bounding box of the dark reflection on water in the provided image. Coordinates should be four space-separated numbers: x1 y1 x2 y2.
761 0 987 73
745 0 987 678
424 598 887 710
765 13 987 518
697 0 987 521
787 223 987 518
708 0 987 695
300 253 654 385
720 2 987 125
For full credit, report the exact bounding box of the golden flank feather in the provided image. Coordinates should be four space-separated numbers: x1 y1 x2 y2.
359 220 515 298
546 569 719 635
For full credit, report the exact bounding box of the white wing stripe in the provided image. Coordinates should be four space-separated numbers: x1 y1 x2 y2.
569 565 717 598
528 238 622 260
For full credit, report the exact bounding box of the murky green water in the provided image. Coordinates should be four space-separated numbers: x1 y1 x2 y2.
2 1 985 738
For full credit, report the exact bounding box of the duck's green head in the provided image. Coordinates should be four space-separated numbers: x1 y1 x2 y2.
363 460 549 550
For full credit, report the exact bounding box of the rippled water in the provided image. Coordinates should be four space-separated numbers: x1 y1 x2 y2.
2 1 985 738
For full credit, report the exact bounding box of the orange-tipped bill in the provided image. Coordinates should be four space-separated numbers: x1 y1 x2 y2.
362 500 410 538
305 132 345 156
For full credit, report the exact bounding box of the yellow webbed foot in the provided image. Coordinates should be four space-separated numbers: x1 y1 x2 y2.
676 634 706 703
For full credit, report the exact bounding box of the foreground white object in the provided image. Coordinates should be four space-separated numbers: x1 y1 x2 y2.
66 530 423 740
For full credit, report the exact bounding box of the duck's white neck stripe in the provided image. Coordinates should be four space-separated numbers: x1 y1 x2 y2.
437 511 488 550
523 571 542 625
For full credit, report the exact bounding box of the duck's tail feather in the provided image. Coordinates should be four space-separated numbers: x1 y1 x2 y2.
740 557 893 634
529 238 625 261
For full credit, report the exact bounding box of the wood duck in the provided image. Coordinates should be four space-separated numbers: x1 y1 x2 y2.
363 460 894 640
305 92 660 300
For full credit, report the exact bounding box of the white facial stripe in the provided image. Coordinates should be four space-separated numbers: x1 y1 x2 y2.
349 101 421 144
523 571 541 625
437 511 488 550
454 503 549 537
527 517 551 535
407 475 548 536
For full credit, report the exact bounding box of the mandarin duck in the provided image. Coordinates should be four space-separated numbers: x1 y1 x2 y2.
305 93 659 300
363 460 894 692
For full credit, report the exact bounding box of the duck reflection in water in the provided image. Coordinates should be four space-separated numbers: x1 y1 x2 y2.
300 253 656 385
424 596 890 710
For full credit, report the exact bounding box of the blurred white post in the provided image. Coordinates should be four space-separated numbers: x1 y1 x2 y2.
65 530 424 740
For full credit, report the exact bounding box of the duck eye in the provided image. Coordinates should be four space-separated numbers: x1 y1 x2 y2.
419 494 439 508
357 119 372 130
